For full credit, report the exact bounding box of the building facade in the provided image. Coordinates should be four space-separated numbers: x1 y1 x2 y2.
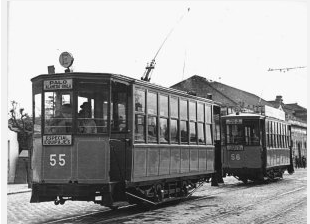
171 75 307 163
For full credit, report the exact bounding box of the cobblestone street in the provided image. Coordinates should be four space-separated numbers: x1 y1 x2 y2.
7 169 307 224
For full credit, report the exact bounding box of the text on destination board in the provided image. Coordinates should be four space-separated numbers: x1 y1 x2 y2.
43 135 72 145
44 79 72 90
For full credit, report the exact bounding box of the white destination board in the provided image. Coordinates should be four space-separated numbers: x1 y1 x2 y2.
226 119 242 124
43 135 72 145
44 79 72 90
227 145 244 151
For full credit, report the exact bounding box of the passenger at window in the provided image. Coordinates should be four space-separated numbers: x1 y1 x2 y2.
118 116 126 131
78 102 97 134
49 104 72 133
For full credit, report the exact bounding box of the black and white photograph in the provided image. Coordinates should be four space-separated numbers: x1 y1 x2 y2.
2 1 307 223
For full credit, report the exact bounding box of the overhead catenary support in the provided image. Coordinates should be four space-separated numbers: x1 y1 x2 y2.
141 7 190 82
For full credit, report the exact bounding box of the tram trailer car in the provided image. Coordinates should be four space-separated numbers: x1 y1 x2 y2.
221 113 294 183
30 72 221 207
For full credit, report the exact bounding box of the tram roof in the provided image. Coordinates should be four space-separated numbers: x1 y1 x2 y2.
31 72 220 105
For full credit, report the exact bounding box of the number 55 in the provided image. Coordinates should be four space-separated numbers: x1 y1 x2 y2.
50 154 66 166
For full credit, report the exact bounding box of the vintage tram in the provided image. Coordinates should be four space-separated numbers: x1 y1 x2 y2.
30 72 221 207
221 107 294 183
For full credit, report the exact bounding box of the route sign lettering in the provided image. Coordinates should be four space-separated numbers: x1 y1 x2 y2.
44 79 72 90
43 135 72 145
226 119 242 124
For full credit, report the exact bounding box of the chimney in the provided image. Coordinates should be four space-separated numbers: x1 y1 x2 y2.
206 93 212 100
276 95 283 104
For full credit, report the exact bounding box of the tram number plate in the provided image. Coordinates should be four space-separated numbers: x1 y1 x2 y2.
231 154 241 161
50 154 66 166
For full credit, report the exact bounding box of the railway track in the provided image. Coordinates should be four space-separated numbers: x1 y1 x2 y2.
253 197 307 224
187 186 306 224
43 177 305 224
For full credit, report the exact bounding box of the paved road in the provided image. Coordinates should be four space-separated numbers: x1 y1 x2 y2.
7 169 307 224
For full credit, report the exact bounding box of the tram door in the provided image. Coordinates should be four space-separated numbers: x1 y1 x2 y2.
109 81 129 182
75 81 110 183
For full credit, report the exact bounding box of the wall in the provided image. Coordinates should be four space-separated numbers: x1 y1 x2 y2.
8 128 19 183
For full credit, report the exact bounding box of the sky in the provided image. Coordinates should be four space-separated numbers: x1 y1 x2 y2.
6 1 307 114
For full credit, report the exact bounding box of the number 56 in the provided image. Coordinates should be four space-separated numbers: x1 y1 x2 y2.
50 154 66 166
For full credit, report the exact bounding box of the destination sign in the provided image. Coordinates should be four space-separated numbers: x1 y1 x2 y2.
44 79 72 90
43 135 72 146
227 145 244 151
226 119 242 124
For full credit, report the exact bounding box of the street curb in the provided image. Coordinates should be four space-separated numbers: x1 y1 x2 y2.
7 189 32 195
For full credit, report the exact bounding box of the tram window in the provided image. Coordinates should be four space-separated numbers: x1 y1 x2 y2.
170 97 178 118
77 83 108 134
135 89 145 113
266 121 270 147
159 95 168 117
135 114 145 142
206 124 212 144
180 100 188 120
244 120 259 145
197 103 204 122
111 82 128 132
159 94 169 143
180 121 188 143
205 105 212 124
159 118 168 143
189 122 197 143
148 116 157 143
197 123 205 144
226 124 243 144
44 92 72 134
34 94 42 134
148 92 157 115
170 119 179 143
189 101 196 121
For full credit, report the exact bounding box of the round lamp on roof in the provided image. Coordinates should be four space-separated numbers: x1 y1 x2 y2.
59 52 74 68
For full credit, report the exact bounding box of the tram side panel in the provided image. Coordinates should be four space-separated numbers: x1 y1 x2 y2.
31 136 43 182
131 145 215 182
